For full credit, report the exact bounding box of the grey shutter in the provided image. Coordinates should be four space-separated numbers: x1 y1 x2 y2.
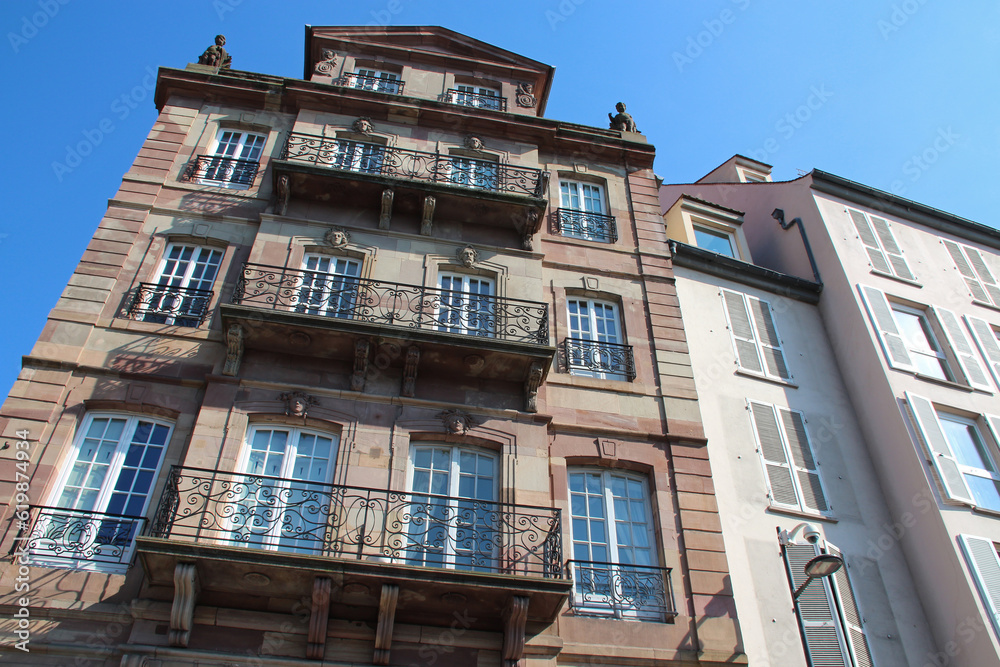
964 246 1000 307
869 215 914 281
826 544 874 667
959 535 1000 638
849 210 892 276
780 408 829 513
722 290 763 374
857 285 916 372
966 315 1000 389
934 307 993 391
749 402 798 508
904 392 975 504
784 543 849 667
944 239 991 304
749 296 791 380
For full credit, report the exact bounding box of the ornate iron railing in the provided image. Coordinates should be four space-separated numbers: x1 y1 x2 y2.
561 338 636 381
182 155 260 186
445 89 507 112
149 466 564 578
280 132 547 197
11 506 146 567
335 73 405 95
567 560 676 620
233 263 549 344
125 283 214 326
554 208 618 243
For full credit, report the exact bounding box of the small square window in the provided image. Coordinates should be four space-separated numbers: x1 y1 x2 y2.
693 224 737 258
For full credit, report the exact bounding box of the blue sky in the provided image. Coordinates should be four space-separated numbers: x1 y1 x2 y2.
1 0 997 395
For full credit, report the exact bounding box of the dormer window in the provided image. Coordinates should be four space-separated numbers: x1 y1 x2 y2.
447 85 505 112
693 224 738 258
663 196 750 262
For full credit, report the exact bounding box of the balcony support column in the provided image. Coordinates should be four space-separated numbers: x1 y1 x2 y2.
352 339 371 392
524 361 544 413
223 324 244 376
379 188 394 229
401 346 419 397
306 576 332 660
420 195 436 236
502 595 530 667
374 583 399 666
169 562 199 647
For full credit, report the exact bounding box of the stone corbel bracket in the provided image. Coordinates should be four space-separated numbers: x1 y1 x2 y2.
306 576 332 659
379 188 394 229
502 595 530 667
401 346 419 397
276 174 290 216
524 361 544 413
352 339 371 392
223 324 244 376
373 583 399 665
420 195 436 236
169 562 200 647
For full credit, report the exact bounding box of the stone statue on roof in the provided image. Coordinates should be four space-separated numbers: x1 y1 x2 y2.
608 102 638 133
199 35 232 70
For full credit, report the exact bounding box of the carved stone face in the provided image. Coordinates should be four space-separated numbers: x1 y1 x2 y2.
446 415 465 434
465 136 484 151
291 399 307 416
353 118 374 135
458 245 477 268
325 227 350 248
616 102 626 113
332 231 347 246
216 35 226 46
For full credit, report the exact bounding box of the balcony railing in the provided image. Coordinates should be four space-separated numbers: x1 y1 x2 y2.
233 263 549 344
280 132 547 197
335 73 405 95
125 283 214 327
182 155 260 187
554 208 618 243
149 466 564 578
445 89 507 112
11 506 146 568
567 560 676 620
561 338 636 381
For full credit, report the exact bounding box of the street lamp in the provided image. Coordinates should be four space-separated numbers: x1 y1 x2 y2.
792 553 844 599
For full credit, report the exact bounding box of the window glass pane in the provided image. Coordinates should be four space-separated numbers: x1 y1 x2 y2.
693 225 736 258
941 416 996 472
965 475 1000 511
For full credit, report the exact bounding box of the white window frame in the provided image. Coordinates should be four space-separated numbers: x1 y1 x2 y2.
436 272 496 337
720 289 792 382
847 208 915 281
332 138 385 174
558 180 614 243
692 222 739 258
448 155 499 191
890 302 952 382
145 243 223 327
350 68 401 93
450 84 503 111
959 535 1000 640
35 413 173 572
297 254 362 319
943 240 1000 308
565 297 630 381
198 129 267 190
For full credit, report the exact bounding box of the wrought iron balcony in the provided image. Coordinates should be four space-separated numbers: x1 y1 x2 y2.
280 132 546 197
125 283 214 327
445 89 507 112
567 560 676 620
561 338 636 381
554 208 618 243
233 263 549 344
10 506 146 569
182 154 260 187
335 72 405 95
149 466 564 579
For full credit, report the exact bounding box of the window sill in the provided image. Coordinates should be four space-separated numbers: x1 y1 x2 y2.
735 368 798 388
971 299 1000 314
972 505 1000 519
765 505 837 523
870 268 922 288
912 372 974 393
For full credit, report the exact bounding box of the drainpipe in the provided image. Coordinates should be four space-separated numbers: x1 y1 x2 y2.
771 208 822 285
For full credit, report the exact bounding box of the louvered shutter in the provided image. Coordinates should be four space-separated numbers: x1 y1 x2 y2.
965 315 1000 389
934 307 993 391
722 290 764 374
749 296 791 380
781 408 828 513
784 543 849 667
905 392 975 504
849 210 892 276
944 240 992 304
826 545 874 667
869 215 914 281
959 535 1000 637
857 285 916 372
749 402 798 508
965 246 1000 307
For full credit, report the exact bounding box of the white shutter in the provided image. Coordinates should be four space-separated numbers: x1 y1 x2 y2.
857 285 916 372
904 392 975 504
868 215 914 281
749 402 799 508
934 307 993 391
784 543 849 667
944 240 993 305
780 408 829 513
966 246 1000 307
722 290 764 374
966 315 1000 390
849 210 892 276
748 296 792 380
826 544 874 667
959 535 1000 638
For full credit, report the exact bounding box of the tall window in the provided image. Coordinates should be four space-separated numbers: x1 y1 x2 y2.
332 139 385 174
350 68 402 94
558 181 615 243
406 445 498 571
748 402 828 514
437 273 495 337
143 244 223 327
943 240 1000 308
198 129 266 189
32 413 172 571
568 469 664 618
565 298 632 381
721 289 791 382
847 208 914 281
297 255 361 318
449 156 498 191
890 303 951 381
450 84 503 111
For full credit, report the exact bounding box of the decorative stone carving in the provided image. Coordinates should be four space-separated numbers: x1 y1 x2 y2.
608 102 639 133
524 361 544 413
599 438 618 459
401 346 419 397
420 196 436 236
281 391 318 418
521 232 534 252
502 596 530 667
198 34 232 70
516 82 537 108
353 117 374 135
464 136 484 151
438 409 477 435
352 339 370 392
457 245 479 268
314 49 337 75
379 188 394 229
223 324 244 376
306 577 332 660
276 174 290 216
169 563 199 647
324 226 350 248
374 584 399 665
